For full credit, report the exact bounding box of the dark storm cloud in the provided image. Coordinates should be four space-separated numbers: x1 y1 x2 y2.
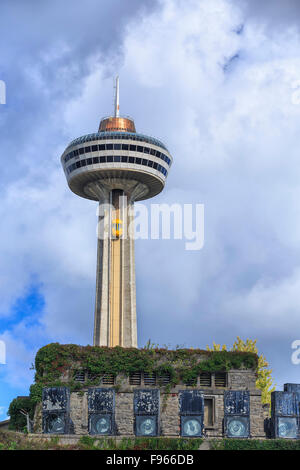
240 0 300 28
0 0 158 58
0 0 159 184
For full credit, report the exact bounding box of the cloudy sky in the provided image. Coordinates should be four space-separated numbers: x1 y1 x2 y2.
1 0 300 418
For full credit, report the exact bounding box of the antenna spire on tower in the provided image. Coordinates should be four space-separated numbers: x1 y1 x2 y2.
114 76 120 118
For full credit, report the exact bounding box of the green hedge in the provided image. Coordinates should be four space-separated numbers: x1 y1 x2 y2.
0 432 203 450
78 436 203 450
210 439 300 450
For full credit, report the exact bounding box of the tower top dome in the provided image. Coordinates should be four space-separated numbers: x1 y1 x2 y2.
99 116 136 133
98 76 136 133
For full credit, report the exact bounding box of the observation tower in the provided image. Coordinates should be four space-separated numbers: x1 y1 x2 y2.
61 78 172 347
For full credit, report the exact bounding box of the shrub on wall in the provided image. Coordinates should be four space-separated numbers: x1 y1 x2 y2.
28 343 258 402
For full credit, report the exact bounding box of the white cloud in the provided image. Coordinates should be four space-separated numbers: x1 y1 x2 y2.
224 268 300 330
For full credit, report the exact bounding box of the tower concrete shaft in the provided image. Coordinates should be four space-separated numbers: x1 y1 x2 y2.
92 181 147 347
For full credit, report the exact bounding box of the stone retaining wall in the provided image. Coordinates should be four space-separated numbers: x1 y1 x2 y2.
35 369 266 437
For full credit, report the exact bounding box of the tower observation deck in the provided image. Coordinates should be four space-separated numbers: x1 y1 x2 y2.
61 78 173 347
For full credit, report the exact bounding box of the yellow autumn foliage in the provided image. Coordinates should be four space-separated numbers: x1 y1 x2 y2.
206 336 275 405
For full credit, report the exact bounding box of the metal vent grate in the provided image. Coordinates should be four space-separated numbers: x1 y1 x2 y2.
87 371 98 382
185 378 197 386
199 373 212 387
215 372 227 388
102 374 115 385
158 373 171 385
144 372 156 386
74 370 86 382
129 372 142 385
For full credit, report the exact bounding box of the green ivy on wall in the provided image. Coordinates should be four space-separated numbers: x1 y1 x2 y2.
28 343 258 403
